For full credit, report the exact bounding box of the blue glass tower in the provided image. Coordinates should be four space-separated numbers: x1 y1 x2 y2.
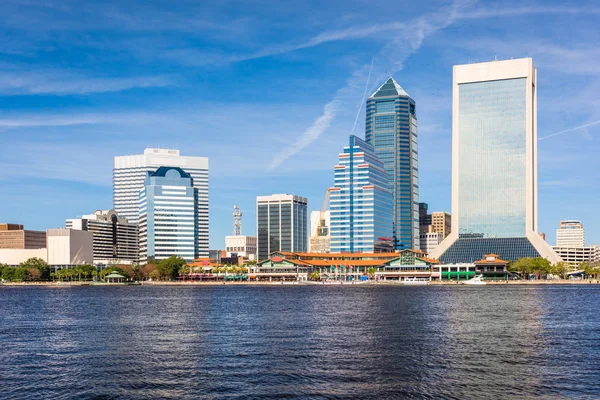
138 167 198 262
366 77 419 250
330 135 393 253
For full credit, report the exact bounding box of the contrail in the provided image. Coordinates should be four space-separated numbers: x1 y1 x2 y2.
351 56 375 136
539 120 600 141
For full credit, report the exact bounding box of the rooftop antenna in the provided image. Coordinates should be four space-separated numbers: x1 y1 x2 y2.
351 56 375 136
233 205 242 236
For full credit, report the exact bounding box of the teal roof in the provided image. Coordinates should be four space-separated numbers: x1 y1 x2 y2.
370 77 409 98
105 272 126 278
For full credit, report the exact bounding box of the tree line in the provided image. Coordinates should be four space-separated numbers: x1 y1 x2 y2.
508 258 600 279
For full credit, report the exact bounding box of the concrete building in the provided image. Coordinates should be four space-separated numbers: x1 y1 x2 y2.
420 231 443 255
0 248 47 266
366 77 419 250
330 135 393 253
431 212 451 239
556 220 585 248
66 210 138 264
0 224 46 249
552 246 600 268
225 236 257 260
309 210 331 253
46 228 94 267
256 194 308 261
139 167 198 262
430 58 561 264
114 148 209 257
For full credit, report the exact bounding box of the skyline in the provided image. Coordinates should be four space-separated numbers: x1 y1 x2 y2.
1 0 600 248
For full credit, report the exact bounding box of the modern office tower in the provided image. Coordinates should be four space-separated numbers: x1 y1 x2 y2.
309 210 331 253
225 206 257 260
430 58 561 263
366 77 419 250
138 167 198 262
329 135 394 253
0 224 46 249
418 203 431 233
555 220 585 247
113 148 209 256
256 194 308 261
66 210 138 264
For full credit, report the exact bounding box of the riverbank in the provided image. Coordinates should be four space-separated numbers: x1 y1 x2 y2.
2 279 600 286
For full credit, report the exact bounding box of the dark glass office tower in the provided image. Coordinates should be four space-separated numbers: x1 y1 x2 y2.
366 77 419 250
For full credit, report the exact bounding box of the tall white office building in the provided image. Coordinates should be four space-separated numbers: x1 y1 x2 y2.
430 58 560 263
555 220 585 248
113 148 209 258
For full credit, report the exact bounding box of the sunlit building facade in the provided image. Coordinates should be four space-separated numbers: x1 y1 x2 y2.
366 77 419 250
431 58 561 263
329 135 393 253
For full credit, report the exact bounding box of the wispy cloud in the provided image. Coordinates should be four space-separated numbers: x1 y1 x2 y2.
539 120 600 141
266 0 471 171
0 71 171 95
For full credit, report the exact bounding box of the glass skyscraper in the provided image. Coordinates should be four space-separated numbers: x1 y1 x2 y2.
366 77 419 250
330 135 393 253
256 194 307 261
138 167 198 262
430 58 561 263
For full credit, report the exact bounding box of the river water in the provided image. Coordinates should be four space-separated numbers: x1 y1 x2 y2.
1 285 599 399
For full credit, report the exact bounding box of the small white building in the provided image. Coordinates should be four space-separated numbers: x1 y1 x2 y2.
0 248 47 266
419 231 442 256
46 228 94 267
225 235 257 260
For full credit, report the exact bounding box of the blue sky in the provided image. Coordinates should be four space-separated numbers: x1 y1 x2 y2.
1 0 599 247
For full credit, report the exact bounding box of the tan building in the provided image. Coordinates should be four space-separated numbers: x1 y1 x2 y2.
431 212 451 239
0 224 46 249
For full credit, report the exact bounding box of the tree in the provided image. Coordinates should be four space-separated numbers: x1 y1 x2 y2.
156 255 186 280
551 262 569 279
367 267 377 279
309 271 320 281
19 257 50 281
14 267 31 282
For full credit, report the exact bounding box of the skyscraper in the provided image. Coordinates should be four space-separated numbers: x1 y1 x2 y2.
555 220 585 247
366 77 419 250
256 194 307 261
329 135 393 253
138 167 198 262
430 58 561 263
113 148 209 257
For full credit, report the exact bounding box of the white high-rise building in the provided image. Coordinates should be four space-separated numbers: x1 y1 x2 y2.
430 58 560 263
555 220 585 247
113 148 209 258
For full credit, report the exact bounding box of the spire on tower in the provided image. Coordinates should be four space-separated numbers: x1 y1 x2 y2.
233 205 242 236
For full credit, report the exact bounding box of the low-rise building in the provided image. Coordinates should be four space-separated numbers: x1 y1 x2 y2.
552 245 600 268
0 223 46 249
419 231 443 255
46 228 94 268
225 235 257 260
0 248 47 266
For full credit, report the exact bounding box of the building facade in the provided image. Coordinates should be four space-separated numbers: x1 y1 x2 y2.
556 220 585 248
225 235 257 260
366 77 419 250
329 135 393 253
256 194 308 261
66 210 138 264
139 167 198 262
431 212 451 239
430 58 561 264
419 231 443 255
113 148 209 257
552 245 599 268
0 224 46 249
309 210 331 253
46 228 94 267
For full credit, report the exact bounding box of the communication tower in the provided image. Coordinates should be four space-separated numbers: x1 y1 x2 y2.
233 205 242 236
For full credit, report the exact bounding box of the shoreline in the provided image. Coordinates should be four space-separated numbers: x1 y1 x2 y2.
2 280 599 287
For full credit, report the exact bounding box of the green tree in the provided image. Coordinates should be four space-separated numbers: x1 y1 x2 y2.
156 256 186 280
551 262 569 279
19 257 50 281
13 267 31 282
309 271 320 281
1 264 15 281
367 267 377 278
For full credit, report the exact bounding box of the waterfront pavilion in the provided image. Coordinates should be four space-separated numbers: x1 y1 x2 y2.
105 272 126 283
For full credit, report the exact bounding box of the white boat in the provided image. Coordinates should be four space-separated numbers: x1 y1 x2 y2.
463 275 487 285
403 277 430 285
